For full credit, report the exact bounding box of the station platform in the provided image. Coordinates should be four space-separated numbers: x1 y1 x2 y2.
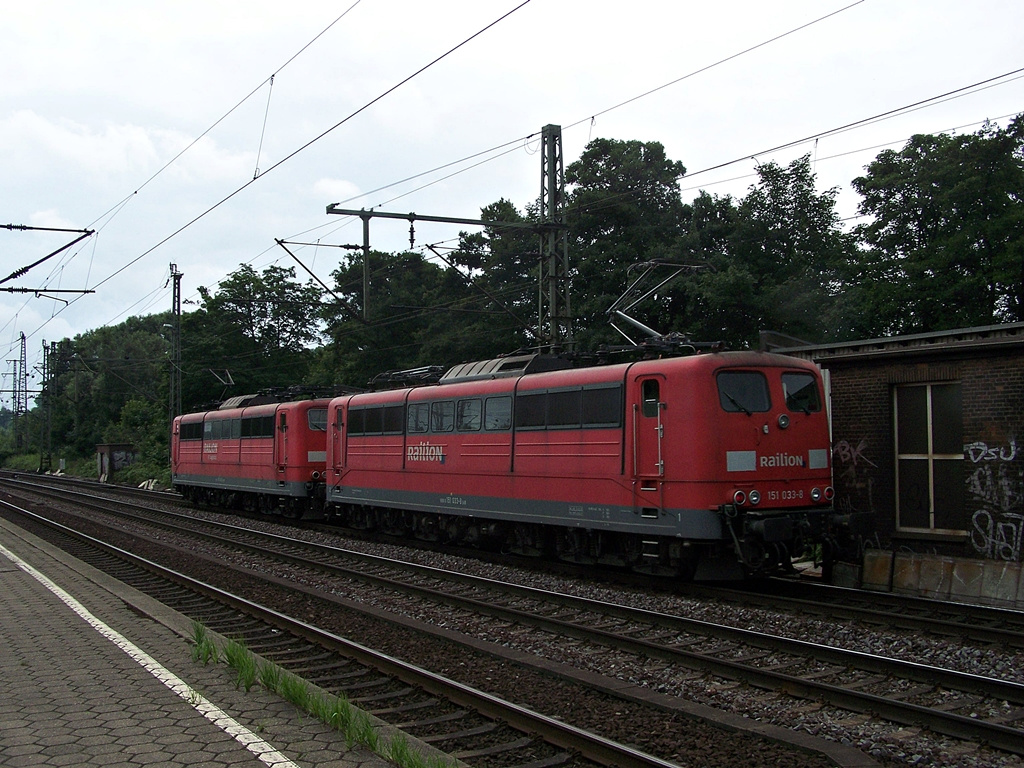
0 516 394 768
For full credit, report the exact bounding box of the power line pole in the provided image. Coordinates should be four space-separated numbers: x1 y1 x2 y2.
538 124 573 352
168 264 182 422
39 341 54 472
13 332 27 451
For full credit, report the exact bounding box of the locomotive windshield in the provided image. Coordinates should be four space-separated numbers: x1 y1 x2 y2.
717 371 770 414
308 408 328 431
782 372 822 413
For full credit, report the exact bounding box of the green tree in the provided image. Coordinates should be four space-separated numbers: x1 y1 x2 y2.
449 198 543 354
51 317 171 455
679 156 856 348
565 138 689 349
851 116 1024 334
319 250 496 387
184 264 324 407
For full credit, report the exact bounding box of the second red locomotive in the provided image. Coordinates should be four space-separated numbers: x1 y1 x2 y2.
172 396 331 518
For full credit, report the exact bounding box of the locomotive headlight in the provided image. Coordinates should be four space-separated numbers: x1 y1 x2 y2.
811 487 822 502
777 414 790 429
748 489 761 505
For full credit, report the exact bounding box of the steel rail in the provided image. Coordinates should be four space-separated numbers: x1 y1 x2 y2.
0 496 686 768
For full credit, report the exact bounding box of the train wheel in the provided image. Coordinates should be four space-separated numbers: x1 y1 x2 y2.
508 523 546 557
414 513 443 542
554 528 596 565
378 508 406 536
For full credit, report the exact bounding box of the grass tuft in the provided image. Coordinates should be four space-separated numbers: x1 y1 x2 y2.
189 621 457 768
190 620 218 665
223 638 257 691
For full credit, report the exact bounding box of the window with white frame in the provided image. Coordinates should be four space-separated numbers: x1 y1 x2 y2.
894 382 964 532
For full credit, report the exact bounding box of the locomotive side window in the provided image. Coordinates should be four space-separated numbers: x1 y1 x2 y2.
782 372 821 413
180 422 203 440
717 371 771 413
582 385 622 427
641 380 660 418
513 386 622 430
383 404 405 434
308 408 328 431
547 389 582 428
515 392 546 430
456 399 482 431
241 415 274 438
484 396 512 430
407 403 429 433
206 419 240 440
430 401 455 432
348 408 367 435
350 407 390 435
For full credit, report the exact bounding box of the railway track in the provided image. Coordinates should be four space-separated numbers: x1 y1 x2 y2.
5 478 1024 763
686 578 1024 649
0 494 684 768
1 479 854 768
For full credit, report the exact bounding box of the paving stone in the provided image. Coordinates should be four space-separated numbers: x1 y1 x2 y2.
0 517 412 768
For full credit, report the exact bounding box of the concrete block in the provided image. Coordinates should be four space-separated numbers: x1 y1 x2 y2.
949 559 984 604
861 550 893 592
918 556 954 600
981 561 1020 607
892 552 923 596
831 561 861 588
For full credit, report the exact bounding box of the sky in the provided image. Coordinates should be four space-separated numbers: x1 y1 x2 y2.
2 0 1023 403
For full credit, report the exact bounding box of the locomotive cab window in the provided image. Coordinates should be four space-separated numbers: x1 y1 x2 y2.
308 408 328 431
782 372 821 413
717 371 770 413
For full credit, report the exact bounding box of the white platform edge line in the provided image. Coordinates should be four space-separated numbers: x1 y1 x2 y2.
0 543 303 768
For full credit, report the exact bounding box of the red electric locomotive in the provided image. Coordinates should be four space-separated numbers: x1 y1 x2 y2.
171 396 331 518
325 351 836 579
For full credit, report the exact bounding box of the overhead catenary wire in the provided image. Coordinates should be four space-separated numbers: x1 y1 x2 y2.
8 1 532 361
7 1 1022 377
82 1 533 295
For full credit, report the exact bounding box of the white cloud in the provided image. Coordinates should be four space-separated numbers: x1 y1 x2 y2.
311 177 362 203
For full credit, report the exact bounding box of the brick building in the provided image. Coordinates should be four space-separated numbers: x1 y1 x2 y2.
774 322 1024 605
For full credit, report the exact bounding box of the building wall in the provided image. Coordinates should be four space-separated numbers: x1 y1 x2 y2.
824 349 1024 563
960 355 1024 562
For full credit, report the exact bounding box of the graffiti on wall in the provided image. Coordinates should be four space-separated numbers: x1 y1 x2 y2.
967 439 1024 561
833 438 877 515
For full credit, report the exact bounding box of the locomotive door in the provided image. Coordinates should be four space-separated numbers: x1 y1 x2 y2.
633 376 666 479
276 411 288 472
